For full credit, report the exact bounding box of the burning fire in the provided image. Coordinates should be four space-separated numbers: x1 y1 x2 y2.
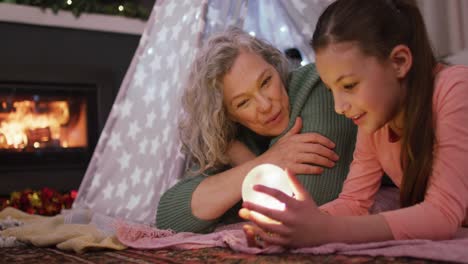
0 100 70 149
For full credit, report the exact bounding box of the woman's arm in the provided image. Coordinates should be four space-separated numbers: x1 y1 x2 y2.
191 157 265 220
157 118 337 233
226 140 257 166
156 174 217 233
277 63 358 206
192 117 338 220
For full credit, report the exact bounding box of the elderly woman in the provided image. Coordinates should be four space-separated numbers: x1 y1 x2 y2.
156 27 356 233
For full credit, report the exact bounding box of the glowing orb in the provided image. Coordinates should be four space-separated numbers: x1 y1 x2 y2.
242 164 294 211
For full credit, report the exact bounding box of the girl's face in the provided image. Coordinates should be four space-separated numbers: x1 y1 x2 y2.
223 50 290 137
315 42 406 134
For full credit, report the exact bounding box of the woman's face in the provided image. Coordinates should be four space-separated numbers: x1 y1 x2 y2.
223 50 290 137
315 42 405 134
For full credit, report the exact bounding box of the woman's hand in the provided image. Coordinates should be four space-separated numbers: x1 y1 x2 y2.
260 117 339 175
239 169 331 248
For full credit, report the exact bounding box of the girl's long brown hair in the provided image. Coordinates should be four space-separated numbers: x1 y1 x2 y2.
311 0 437 207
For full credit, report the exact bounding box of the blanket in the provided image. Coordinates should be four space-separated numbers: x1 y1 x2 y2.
0 207 126 253
115 221 468 263
114 187 468 263
1 186 468 263
2 206 468 263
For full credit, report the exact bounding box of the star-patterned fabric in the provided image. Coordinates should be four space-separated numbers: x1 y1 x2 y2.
241 0 333 63
73 0 333 226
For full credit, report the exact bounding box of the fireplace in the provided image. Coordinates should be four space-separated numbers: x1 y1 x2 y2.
0 86 93 151
0 65 115 195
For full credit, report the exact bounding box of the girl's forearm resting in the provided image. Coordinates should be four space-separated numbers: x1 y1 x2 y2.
322 214 394 244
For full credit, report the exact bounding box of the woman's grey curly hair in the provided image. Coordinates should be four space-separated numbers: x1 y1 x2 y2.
179 27 290 175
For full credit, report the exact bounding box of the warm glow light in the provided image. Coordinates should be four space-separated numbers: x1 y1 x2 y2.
242 164 294 224
118 5 124 12
242 164 294 219
0 100 70 149
66 0 72 5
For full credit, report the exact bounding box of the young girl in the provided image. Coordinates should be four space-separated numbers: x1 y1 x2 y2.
240 0 468 247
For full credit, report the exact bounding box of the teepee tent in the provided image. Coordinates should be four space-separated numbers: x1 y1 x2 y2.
73 0 332 225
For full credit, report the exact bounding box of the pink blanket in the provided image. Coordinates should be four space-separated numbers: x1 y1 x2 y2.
115 221 468 263
115 188 468 263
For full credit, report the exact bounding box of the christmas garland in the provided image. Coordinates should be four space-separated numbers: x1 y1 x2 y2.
0 187 77 216
0 0 151 20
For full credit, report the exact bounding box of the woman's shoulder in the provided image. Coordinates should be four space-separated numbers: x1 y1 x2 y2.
287 63 325 98
288 63 319 82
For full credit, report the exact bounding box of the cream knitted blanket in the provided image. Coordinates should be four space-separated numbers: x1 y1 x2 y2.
0 207 126 253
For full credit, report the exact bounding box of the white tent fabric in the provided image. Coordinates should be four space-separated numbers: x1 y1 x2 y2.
417 0 468 58
73 0 333 226
73 0 206 224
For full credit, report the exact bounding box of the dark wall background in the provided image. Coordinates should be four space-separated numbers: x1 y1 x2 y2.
0 21 141 101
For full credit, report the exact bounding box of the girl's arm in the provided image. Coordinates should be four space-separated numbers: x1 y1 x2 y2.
241 67 468 245
240 168 393 247
380 68 468 240
325 68 468 241
240 121 389 246
320 129 384 216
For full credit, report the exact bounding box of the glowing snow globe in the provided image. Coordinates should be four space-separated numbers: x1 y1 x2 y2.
241 164 294 222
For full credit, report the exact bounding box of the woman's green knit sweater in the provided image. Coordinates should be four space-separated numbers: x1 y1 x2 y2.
156 64 357 233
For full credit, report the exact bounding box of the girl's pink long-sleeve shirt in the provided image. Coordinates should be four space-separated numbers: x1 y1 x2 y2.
320 65 468 240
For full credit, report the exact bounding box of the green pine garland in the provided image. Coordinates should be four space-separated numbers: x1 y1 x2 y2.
0 0 151 20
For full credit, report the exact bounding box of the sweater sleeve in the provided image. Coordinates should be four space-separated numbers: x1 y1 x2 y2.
273 64 357 205
156 173 218 233
156 129 269 233
320 129 384 215
381 66 468 240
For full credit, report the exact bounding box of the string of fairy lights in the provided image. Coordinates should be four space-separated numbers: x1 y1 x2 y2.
0 0 152 20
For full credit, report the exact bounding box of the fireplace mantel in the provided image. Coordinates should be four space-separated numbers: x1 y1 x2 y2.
0 3 146 35
0 65 113 195
0 3 141 195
